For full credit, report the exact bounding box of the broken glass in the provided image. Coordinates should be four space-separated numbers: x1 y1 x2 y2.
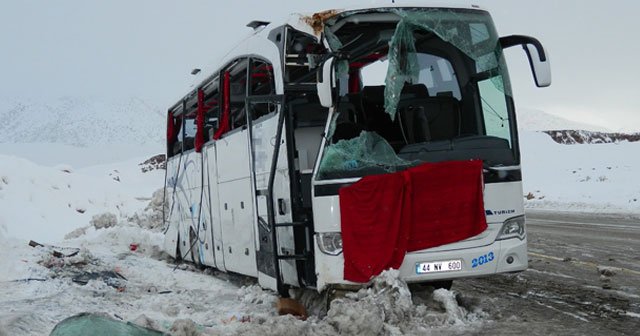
384 9 510 120
323 26 349 76
325 110 339 140
318 131 412 179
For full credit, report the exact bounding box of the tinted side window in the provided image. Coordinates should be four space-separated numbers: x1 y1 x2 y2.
227 59 249 129
250 59 276 120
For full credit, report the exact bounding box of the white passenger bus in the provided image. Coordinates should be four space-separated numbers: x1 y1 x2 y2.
163 2 551 297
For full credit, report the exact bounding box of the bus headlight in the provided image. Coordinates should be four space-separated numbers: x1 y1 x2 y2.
316 232 343 255
497 216 526 241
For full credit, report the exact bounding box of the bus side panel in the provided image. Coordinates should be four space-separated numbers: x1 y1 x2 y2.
197 145 216 268
163 157 181 258
177 151 205 264
216 130 258 277
205 143 226 271
251 115 299 288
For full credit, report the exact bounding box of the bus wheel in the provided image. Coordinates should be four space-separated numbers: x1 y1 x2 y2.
409 280 453 292
277 298 308 320
431 280 453 290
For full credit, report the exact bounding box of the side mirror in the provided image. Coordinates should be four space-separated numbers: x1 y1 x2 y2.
500 35 551 88
317 57 335 108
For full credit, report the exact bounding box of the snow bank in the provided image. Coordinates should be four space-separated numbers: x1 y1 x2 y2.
0 154 163 243
227 270 484 336
521 131 640 213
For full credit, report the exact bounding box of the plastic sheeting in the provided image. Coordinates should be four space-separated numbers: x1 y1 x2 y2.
50 313 166 336
318 131 411 178
384 9 510 120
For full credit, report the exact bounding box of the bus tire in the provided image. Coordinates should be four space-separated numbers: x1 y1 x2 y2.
409 280 453 291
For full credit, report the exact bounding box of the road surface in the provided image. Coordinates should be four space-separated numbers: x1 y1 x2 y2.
454 210 640 335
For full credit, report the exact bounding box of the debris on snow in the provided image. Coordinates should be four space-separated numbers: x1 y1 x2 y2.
91 212 118 230
598 266 617 277
169 318 203 336
28 240 80 258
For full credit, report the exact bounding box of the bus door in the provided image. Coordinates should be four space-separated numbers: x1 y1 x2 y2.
247 95 300 293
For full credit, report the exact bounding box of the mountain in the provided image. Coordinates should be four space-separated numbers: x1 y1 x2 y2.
516 107 609 132
0 97 165 147
542 130 640 145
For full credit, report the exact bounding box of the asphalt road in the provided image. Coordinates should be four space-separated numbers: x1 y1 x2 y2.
454 210 640 336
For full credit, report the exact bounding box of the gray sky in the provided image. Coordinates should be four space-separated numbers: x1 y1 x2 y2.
1 0 639 130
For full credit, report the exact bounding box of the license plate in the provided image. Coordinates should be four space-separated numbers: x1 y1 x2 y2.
416 259 463 274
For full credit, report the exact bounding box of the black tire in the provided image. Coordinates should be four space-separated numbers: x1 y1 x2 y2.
430 280 453 290
409 280 453 292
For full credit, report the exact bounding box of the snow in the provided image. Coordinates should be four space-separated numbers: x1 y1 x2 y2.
0 153 163 243
0 221 487 335
0 97 165 148
521 131 640 213
0 148 485 335
1 95 640 334
517 108 611 132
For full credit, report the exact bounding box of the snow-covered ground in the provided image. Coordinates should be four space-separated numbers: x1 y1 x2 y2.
0 150 486 335
1 102 639 334
0 229 485 335
521 130 640 213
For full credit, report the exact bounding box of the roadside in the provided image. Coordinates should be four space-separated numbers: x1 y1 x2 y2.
454 210 640 336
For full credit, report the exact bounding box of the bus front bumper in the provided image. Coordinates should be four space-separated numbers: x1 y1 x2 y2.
315 237 527 291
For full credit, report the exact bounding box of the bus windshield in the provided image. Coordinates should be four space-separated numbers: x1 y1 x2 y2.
317 8 516 180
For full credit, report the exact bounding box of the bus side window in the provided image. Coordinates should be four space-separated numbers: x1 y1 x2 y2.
228 59 249 129
202 85 220 142
167 112 183 158
181 113 197 151
250 59 275 120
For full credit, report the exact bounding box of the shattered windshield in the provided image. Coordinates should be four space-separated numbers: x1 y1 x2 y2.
317 8 516 180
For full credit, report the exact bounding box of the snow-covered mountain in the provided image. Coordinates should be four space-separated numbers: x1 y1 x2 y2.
516 107 609 132
0 97 165 147
543 130 640 145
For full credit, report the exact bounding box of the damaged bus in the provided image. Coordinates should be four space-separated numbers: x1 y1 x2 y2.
163 3 551 297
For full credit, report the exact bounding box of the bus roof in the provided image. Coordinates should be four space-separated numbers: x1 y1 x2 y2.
169 1 487 112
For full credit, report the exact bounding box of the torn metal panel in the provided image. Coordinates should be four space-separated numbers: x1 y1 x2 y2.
301 9 341 35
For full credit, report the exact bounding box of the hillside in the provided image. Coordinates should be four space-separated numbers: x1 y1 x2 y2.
0 97 165 147
516 107 609 132
543 130 640 145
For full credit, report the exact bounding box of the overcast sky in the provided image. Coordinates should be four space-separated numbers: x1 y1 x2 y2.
1 0 639 130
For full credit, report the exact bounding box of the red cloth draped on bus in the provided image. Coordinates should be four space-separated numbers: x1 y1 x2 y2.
339 159 487 283
213 71 231 140
195 89 206 152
